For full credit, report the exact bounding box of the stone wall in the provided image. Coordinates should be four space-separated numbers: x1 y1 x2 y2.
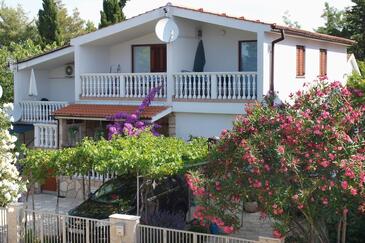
59 176 104 200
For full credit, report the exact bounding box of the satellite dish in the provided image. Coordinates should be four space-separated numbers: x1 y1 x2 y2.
0 85 3 99
11 104 22 122
155 18 179 43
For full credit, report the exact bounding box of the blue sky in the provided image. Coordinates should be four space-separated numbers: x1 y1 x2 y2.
5 0 353 31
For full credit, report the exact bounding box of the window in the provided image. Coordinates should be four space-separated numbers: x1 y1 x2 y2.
132 44 166 73
239 41 257 72
296 45 305 77
319 49 327 76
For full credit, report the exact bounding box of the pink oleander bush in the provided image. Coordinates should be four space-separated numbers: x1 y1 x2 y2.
186 79 365 242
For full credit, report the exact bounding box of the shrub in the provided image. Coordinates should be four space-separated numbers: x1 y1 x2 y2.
187 80 365 242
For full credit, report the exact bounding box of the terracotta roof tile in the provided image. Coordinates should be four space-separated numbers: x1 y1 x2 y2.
53 104 169 119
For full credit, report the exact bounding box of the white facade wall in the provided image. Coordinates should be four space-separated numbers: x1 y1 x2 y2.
264 33 348 101
79 46 109 74
175 112 236 140
47 66 75 101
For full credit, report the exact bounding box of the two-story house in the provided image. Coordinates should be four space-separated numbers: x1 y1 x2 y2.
13 4 355 151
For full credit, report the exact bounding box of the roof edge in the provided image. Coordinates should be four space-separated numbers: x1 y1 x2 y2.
271 24 355 46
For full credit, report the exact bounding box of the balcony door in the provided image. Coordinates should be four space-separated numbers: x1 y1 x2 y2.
132 44 166 73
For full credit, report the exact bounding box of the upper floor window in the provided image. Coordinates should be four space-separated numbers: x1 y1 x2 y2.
132 44 166 73
296 45 305 77
319 49 327 76
239 41 257 72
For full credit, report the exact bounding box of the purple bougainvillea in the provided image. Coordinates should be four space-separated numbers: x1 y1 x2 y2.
106 86 162 139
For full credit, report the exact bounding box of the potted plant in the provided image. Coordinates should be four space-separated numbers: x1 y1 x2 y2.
243 192 259 213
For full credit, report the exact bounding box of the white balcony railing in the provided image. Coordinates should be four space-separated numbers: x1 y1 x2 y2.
34 123 58 149
174 72 257 100
19 101 68 123
80 73 167 99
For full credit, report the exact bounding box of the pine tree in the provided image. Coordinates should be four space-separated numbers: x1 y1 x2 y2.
345 0 365 60
99 0 128 28
37 0 62 45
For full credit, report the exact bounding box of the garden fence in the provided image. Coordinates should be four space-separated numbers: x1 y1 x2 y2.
3 203 283 243
137 224 258 243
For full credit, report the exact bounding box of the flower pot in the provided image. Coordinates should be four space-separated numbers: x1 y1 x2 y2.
244 201 259 213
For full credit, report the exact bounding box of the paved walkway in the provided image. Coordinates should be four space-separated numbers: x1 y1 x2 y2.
23 193 83 214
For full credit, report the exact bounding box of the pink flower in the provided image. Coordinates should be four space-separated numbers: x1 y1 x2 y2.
215 181 222 191
223 226 234 234
273 229 282 238
277 146 285 154
292 194 299 201
341 181 349 190
351 188 358 196
297 204 304 209
322 197 329 205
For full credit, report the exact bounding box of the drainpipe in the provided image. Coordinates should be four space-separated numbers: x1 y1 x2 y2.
270 25 285 94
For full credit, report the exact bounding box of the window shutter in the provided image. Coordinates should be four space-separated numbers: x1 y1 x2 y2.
296 46 305 77
319 49 327 76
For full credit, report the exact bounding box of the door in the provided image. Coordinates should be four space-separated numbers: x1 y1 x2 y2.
42 169 57 192
151 45 166 72
132 44 166 73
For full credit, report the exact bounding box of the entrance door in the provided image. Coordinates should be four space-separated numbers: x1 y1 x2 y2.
42 169 57 192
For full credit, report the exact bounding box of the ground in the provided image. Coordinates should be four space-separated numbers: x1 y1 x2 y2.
23 193 82 214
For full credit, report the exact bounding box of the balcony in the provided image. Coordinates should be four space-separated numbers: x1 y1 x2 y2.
80 72 258 101
19 101 69 123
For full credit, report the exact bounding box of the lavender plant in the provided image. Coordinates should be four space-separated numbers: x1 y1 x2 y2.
106 86 162 139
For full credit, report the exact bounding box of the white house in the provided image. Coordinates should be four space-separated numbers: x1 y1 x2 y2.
13 3 355 150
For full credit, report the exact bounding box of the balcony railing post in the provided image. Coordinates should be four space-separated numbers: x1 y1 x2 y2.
211 73 218 99
166 73 174 104
120 74 125 97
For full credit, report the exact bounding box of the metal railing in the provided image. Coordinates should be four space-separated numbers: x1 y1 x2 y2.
19 101 69 123
73 170 116 181
137 224 258 243
0 208 7 243
174 72 257 100
34 123 58 149
23 209 111 243
80 73 167 99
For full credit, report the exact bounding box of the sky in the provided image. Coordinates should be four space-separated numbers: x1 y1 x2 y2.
4 0 353 31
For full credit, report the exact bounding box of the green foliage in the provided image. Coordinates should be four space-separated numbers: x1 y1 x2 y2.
99 0 128 28
56 1 96 43
19 131 208 184
37 0 62 45
316 2 347 37
282 10 301 29
346 0 365 60
347 70 365 104
0 1 40 46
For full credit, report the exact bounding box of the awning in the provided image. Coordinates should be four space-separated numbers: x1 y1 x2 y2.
53 104 172 122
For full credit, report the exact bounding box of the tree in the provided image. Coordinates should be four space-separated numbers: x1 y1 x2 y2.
345 0 365 60
316 2 347 37
37 0 62 45
0 103 25 206
0 40 57 104
99 0 128 28
282 10 301 29
187 80 365 242
56 1 96 43
0 1 39 47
